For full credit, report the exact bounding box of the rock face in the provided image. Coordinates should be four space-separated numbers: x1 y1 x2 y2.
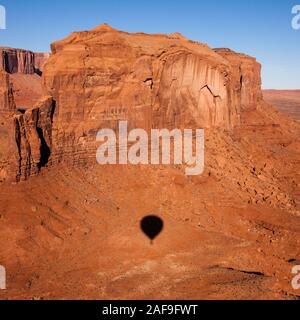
0 92 54 182
0 47 49 75
40 24 263 169
13 96 55 181
215 49 262 112
0 48 51 181
0 47 35 74
0 70 15 112
0 71 16 181
1 25 264 181
34 52 50 74
45 25 262 130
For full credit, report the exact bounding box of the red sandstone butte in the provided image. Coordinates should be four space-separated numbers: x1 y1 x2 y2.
0 47 49 109
44 25 262 130
0 25 299 300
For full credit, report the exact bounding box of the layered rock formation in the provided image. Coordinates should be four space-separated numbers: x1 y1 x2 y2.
0 47 49 75
13 96 55 181
0 88 54 181
0 47 35 74
44 25 262 130
215 48 262 112
0 71 15 181
0 25 265 181
36 24 262 171
0 48 51 181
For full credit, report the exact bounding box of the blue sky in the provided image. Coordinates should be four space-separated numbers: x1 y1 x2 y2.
0 0 299 89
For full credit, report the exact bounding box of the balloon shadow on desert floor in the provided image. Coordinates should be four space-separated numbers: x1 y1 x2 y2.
140 215 164 244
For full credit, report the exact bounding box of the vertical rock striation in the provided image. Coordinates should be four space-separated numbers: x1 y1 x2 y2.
0 47 50 75
0 70 15 112
0 48 35 74
214 48 262 111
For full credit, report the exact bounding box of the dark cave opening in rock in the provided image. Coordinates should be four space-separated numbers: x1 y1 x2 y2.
37 127 51 169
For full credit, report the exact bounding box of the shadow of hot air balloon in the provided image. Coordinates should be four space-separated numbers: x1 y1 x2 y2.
141 215 164 244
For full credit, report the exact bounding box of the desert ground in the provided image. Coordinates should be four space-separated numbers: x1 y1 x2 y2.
263 90 300 121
